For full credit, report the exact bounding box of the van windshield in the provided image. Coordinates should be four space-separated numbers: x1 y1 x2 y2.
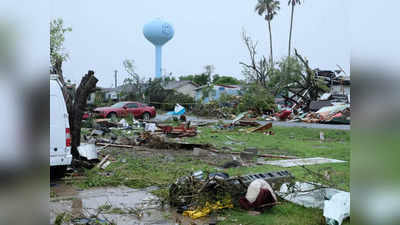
111 102 126 108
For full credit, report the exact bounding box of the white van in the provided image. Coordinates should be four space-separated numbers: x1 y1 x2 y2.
50 74 72 172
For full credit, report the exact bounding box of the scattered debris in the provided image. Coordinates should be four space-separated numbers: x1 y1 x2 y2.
182 199 234 219
118 118 129 128
158 123 197 138
239 179 278 210
95 119 118 128
100 160 111 169
169 170 293 219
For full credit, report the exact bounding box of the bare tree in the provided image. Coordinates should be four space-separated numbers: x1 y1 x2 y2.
123 59 143 99
239 30 272 88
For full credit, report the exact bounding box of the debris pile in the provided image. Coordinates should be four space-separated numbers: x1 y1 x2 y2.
262 103 351 124
169 170 293 219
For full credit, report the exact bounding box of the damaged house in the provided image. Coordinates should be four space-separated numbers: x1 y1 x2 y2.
163 80 199 98
195 84 242 103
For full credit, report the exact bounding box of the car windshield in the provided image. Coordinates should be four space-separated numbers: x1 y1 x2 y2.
111 102 126 108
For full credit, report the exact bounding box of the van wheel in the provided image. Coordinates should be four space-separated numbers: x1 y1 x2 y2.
142 112 150 120
107 112 117 119
50 166 67 179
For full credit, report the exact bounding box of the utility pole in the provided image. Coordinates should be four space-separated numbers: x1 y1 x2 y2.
114 70 118 88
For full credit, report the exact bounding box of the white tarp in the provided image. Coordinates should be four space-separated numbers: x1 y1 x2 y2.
324 192 350 225
77 143 98 160
278 182 350 225
279 182 341 209
261 157 346 167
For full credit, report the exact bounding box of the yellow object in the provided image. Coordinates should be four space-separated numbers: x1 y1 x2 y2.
182 200 234 219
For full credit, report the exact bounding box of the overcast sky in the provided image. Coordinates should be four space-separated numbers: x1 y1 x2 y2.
51 0 349 87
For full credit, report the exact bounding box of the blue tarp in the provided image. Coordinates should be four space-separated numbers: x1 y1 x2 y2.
167 104 185 116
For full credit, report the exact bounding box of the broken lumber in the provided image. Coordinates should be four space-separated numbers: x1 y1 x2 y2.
96 154 110 168
248 123 272 133
96 143 134 148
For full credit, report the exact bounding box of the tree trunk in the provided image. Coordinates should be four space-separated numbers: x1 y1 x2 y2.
68 70 98 158
288 4 295 57
267 20 273 65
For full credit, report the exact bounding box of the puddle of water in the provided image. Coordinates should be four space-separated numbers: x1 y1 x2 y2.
50 186 174 225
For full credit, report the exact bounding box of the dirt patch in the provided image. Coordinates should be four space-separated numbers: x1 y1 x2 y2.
50 186 173 225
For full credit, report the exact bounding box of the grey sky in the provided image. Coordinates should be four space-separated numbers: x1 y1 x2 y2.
52 0 349 87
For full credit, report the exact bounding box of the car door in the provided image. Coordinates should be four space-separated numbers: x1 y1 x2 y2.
125 103 140 117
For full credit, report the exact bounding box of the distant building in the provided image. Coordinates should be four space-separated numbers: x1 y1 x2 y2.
87 92 96 105
195 84 242 103
163 80 199 98
331 76 350 98
99 82 149 102
101 88 120 101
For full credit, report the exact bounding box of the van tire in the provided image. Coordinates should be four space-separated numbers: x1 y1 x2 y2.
107 112 117 119
142 112 150 120
50 165 67 179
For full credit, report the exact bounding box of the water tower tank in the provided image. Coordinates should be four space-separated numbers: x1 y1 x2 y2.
143 18 174 79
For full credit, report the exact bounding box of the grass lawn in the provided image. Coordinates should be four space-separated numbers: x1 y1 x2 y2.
72 125 350 225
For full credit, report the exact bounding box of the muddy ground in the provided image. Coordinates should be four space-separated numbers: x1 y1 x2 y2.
50 146 235 225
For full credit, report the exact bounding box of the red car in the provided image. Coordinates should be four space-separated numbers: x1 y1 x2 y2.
92 101 156 120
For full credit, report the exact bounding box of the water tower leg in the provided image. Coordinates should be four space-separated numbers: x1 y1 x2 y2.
155 45 162 79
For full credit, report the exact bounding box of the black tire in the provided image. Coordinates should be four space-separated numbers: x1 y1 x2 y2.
50 165 67 179
107 112 117 119
142 112 151 120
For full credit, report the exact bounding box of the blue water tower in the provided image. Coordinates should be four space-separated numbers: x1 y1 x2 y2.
143 18 175 79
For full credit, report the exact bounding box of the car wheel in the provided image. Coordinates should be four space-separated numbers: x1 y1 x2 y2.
107 112 117 119
142 112 150 120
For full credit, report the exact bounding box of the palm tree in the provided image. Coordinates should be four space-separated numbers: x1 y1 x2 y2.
288 0 302 57
255 0 280 65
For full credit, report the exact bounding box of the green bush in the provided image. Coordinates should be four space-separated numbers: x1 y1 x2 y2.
237 85 276 114
163 92 195 111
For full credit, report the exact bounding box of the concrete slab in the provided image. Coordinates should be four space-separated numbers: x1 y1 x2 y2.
259 157 346 167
